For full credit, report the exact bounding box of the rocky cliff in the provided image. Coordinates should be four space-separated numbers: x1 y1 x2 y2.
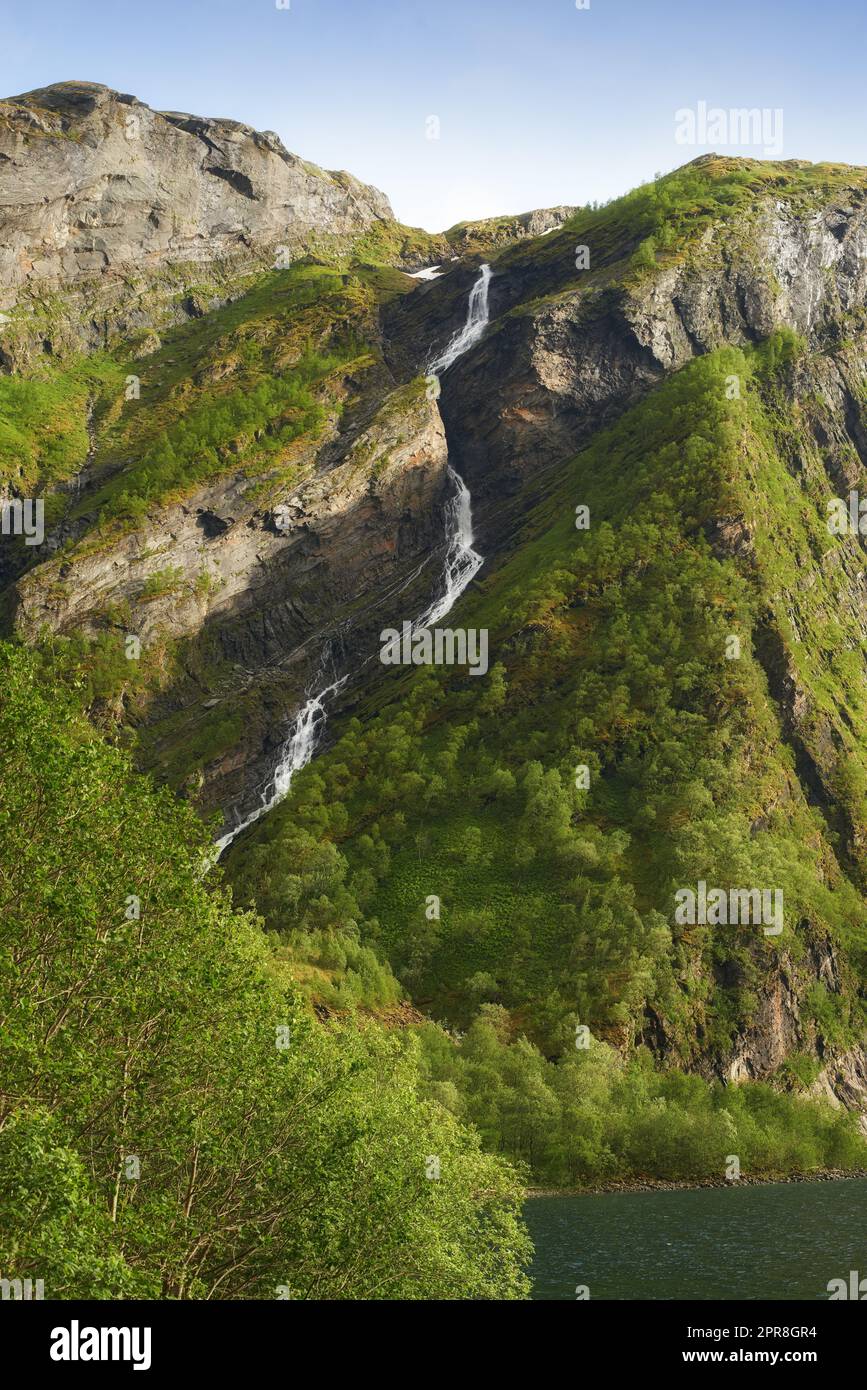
6 263 451 825
0 83 454 828
5 118 867 1126
0 81 396 369
387 157 867 549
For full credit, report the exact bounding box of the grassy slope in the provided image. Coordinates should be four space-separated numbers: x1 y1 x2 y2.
8 158 867 1187
2 259 420 745
227 334 867 1075
474 157 867 345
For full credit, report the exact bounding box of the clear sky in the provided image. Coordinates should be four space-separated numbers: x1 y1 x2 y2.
1 0 865 231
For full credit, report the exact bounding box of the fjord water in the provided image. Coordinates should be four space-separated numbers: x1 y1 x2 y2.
525 1179 867 1300
217 266 491 853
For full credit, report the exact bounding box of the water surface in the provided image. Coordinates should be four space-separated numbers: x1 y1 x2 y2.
525 1179 867 1300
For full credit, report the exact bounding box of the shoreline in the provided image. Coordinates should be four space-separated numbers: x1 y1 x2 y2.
525 1167 867 1198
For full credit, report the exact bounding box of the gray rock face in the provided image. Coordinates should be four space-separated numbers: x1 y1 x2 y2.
0 81 393 364
813 1046 867 1134
389 189 867 553
13 379 450 825
624 200 867 366
445 205 578 255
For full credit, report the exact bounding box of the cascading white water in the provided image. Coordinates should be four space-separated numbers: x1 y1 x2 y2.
215 264 492 855
414 464 483 628
215 669 347 855
429 263 491 375
415 263 491 623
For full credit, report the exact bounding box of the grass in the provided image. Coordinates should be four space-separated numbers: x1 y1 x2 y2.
489 156 867 306
0 355 126 494
8 264 383 561
227 330 867 1066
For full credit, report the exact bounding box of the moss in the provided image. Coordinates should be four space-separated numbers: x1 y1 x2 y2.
0 354 126 494
349 220 450 269
226 333 867 1066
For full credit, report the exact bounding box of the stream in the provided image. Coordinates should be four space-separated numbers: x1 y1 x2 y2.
216 264 492 853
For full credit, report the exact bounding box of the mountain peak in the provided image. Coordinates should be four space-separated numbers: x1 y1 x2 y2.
0 81 395 366
3 79 137 113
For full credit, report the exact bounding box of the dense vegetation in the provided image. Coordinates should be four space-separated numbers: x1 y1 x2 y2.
5 158 867 1295
224 331 867 1182
417 1008 865 1187
0 644 530 1298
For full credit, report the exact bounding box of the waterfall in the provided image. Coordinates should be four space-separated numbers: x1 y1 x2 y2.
418 263 491 620
215 667 347 855
215 264 492 855
414 464 483 628
429 263 491 375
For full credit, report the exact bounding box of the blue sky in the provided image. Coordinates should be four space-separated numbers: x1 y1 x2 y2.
2 0 865 230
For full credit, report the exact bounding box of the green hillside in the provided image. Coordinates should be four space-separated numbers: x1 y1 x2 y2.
224 329 867 1180
0 643 530 1298
6 155 867 1265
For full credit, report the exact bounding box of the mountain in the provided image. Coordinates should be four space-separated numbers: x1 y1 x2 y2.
0 80 443 370
4 86 867 1210
0 641 530 1298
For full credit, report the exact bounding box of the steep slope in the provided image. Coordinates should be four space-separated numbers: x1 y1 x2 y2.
385 156 867 556
5 261 452 824
5 120 867 1154
225 326 867 1126
0 81 439 370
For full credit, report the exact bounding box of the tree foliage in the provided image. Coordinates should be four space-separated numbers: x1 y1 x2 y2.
0 644 530 1299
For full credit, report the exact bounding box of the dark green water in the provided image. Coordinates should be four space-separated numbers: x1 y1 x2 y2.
525 1179 867 1300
